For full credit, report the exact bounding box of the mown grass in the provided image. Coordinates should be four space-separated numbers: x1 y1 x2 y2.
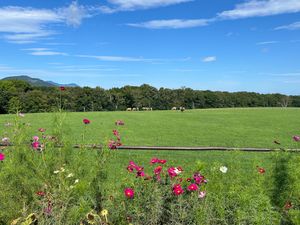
1 108 300 148
0 108 300 224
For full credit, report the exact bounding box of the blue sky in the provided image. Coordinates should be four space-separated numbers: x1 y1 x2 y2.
0 0 300 94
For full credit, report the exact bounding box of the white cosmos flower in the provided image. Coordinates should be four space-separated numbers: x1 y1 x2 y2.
54 170 60 174
67 173 74 178
220 166 228 173
74 179 79 184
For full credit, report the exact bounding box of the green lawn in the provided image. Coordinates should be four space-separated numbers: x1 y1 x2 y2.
1 108 299 148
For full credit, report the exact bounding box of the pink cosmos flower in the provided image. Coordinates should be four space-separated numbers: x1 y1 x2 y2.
193 173 207 185
159 159 167 164
150 158 159 164
173 184 184 196
0 153 5 161
293 136 300 142
32 142 40 150
154 165 163 175
83 119 90 124
199 191 206 199
187 183 198 191
124 188 134 199
33 136 39 141
136 171 145 177
168 167 177 178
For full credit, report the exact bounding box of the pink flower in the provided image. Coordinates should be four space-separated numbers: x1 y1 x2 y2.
113 129 119 136
193 173 207 185
293 136 300 142
33 136 39 141
115 120 125 126
0 153 5 161
159 159 167 164
136 171 145 177
38 128 46 132
60 86 66 91
150 158 159 164
154 165 163 175
127 165 134 172
32 142 40 150
168 167 177 178
173 184 184 196
199 191 206 199
83 119 90 124
187 183 198 191
124 188 134 199
108 140 117 149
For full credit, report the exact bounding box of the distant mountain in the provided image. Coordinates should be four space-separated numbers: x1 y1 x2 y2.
1 75 79 87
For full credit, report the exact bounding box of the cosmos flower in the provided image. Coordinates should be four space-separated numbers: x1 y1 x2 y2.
199 191 207 199
293 136 300 142
187 183 198 191
220 166 228 173
124 188 134 199
0 153 5 161
83 119 90 124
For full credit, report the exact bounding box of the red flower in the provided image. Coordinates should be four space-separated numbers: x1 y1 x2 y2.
124 188 134 199
36 191 45 196
284 201 292 210
173 184 184 196
115 120 125 126
186 178 192 182
258 167 265 174
83 119 90 124
0 153 5 161
60 86 66 91
154 165 162 175
187 183 198 191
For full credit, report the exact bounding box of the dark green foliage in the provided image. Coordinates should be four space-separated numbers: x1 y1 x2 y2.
0 80 299 114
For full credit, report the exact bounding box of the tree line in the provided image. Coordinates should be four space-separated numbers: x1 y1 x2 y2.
0 79 299 114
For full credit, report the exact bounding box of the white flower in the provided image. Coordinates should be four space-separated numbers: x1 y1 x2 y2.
220 166 228 173
1 137 9 142
199 191 206 199
18 113 25 117
60 167 65 172
174 167 182 175
74 179 79 184
67 173 74 178
54 170 60 174
70 185 74 189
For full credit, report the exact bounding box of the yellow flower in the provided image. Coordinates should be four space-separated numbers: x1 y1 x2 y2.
100 209 108 216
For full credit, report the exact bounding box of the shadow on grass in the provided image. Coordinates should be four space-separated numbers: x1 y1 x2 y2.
271 153 294 225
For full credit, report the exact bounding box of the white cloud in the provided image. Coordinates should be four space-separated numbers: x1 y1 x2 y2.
128 19 210 29
22 48 68 56
77 55 149 62
256 41 279 45
101 0 192 12
202 56 216 62
275 21 300 30
218 0 300 19
0 2 91 43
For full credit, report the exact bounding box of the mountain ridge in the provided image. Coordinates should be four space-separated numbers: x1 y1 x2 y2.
1 75 79 87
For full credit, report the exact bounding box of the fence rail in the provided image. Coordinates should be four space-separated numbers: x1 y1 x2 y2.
1 143 300 152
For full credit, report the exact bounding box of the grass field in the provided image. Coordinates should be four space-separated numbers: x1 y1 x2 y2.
1 108 300 224
1 107 299 148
